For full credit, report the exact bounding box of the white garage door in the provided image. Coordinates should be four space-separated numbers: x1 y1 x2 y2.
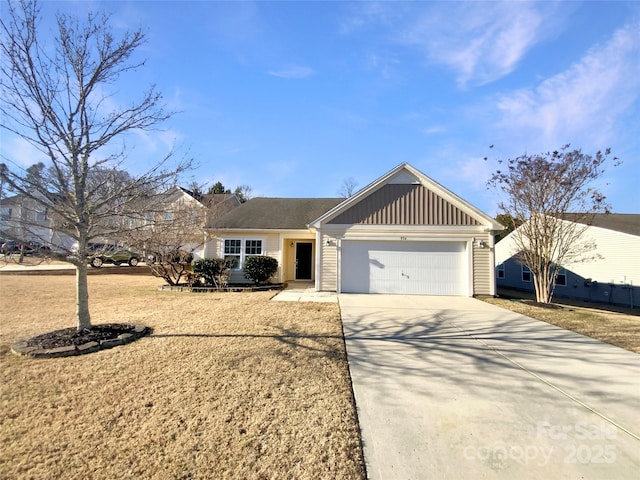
340 240 467 295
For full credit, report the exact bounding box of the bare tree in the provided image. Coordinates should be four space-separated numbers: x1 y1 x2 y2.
338 177 358 197
127 187 206 286
0 0 191 330
206 181 252 203
233 184 252 203
488 145 619 303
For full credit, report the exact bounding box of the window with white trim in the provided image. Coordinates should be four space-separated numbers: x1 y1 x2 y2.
224 239 242 269
497 264 505 279
522 265 532 282
555 267 567 287
223 238 264 269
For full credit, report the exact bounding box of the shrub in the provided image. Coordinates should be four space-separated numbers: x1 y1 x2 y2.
192 258 232 288
146 247 195 286
243 256 278 285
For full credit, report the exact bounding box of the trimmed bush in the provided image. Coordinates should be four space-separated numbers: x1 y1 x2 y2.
243 256 278 285
192 258 233 288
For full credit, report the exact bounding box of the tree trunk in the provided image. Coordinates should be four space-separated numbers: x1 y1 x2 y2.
76 258 91 331
533 272 554 304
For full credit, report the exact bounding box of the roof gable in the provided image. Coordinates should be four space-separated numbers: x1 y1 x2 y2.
328 183 480 226
311 163 503 229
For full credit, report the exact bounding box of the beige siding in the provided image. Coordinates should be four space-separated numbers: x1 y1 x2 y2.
319 234 338 291
473 233 493 295
204 232 282 282
329 184 480 226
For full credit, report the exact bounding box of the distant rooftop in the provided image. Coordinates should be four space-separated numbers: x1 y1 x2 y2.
564 213 640 237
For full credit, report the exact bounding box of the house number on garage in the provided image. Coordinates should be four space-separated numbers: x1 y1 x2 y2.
400 236 408 240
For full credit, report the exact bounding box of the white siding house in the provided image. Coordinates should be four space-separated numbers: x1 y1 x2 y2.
495 214 640 308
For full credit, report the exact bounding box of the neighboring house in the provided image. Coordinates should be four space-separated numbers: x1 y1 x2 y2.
133 186 241 258
206 163 504 296
0 193 67 248
170 186 241 258
495 214 640 308
1 187 241 255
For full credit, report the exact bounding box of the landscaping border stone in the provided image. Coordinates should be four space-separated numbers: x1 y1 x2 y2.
10 324 151 359
157 283 285 293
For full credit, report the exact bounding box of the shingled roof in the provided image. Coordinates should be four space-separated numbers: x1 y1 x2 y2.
568 213 640 237
208 198 345 230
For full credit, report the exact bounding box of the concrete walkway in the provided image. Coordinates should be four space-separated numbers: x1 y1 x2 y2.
339 294 640 479
271 282 338 303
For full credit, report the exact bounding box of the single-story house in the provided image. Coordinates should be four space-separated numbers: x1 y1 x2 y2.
495 214 640 308
205 163 504 296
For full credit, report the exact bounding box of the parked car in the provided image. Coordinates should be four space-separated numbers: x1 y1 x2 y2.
1 240 51 255
87 243 140 268
0 240 20 254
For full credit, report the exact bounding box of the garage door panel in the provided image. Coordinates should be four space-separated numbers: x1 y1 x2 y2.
341 241 466 295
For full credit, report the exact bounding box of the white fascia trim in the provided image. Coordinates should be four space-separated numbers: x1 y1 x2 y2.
339 235 476 243
321 224 489 233
206 228 311 234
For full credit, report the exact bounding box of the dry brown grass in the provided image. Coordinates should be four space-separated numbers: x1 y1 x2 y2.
0 274 365 480
481 291 640 354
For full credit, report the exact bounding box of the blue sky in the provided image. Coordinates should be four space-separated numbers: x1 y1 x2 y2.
2 1 640 214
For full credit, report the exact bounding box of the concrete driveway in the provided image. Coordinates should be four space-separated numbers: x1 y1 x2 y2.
339 294 640 479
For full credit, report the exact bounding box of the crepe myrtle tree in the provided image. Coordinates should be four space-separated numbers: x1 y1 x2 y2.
487 145 619 304
0 0 191 330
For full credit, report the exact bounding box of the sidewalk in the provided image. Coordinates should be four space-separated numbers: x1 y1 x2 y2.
272 282 338 303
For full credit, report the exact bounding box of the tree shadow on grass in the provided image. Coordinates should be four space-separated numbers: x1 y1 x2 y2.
149 330 345 360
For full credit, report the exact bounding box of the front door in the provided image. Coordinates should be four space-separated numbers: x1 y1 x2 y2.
295 242 313 280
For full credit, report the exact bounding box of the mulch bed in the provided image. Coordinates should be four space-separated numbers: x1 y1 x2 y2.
12 323 150 358
26 323 138 349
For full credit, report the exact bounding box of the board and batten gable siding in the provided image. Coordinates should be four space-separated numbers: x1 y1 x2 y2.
328 184 481 226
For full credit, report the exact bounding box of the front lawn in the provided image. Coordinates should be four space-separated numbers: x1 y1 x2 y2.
480 289 640 354
0 275 365 479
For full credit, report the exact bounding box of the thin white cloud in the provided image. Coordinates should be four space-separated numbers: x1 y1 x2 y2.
339 1 400 35
1 136 49 168
342 1 562 87
267 66 315 79
423 126 447 135
400 2 548 87
496 22 640 149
